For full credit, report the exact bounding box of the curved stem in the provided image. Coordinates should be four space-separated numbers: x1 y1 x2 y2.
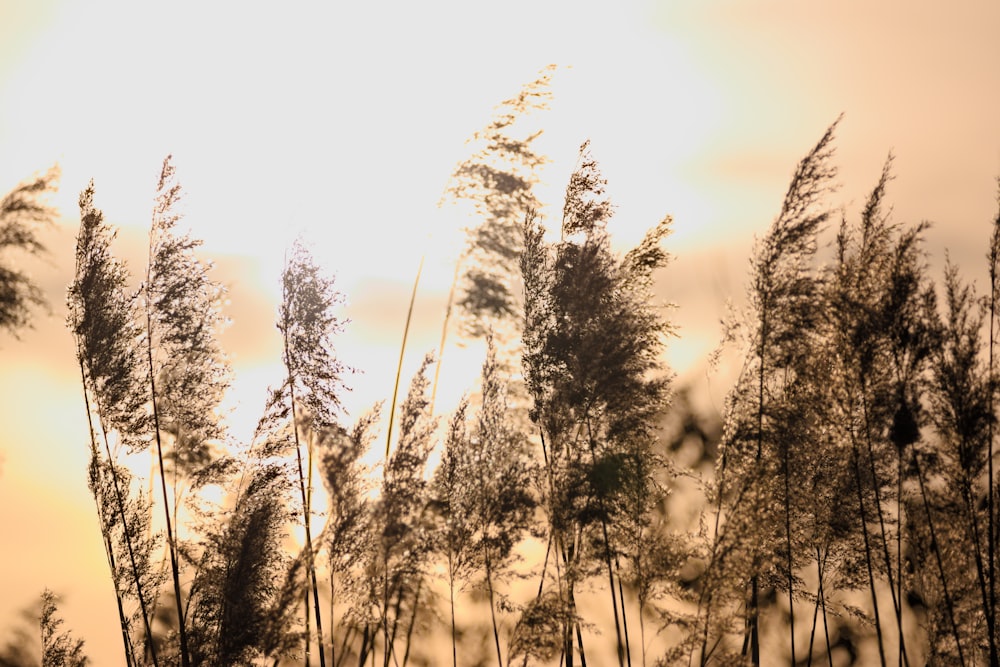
386 256 424 458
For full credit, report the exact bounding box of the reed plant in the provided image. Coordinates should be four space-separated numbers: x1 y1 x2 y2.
13 94 1000 667
0 165 59 336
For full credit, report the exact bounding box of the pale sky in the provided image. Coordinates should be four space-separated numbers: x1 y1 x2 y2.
1 0 998 662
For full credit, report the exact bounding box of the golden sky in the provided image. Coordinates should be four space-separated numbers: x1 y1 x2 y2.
1 0 998 662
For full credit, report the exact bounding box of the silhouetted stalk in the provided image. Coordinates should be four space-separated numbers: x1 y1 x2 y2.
305 586 312 666
742 584 751 658
561 531 586 667
696 601 711 667
614 556 632 667
695 445 730 667
805 547 832 667
386 256 423 457
309 431 322 661
806 583 819 667
535 426 574 667
559 554 571 667
287 380 326 667
639 577 647 667
357 625 370 667
109 535 136 667
277 265 328 667
520 530 552 667
783 435 796 666
566 573 587 667
78 363 136 667
575 625 587 667
142 175 199 667
745 299 769 667
806 561 820 667
400 578 423 667
574 552 586 667
384 565 410 667
584 416 626 667
330 563 347 667
704 635 725 667
913 451 966 666
698 460 751 667
149 540 171 656
536 426 555 593
100 416 160 667
602 520 625 667
988 200 1000 666
820 560 832 667
380 556 391 667
432 393 471 665
552 538 571 667
859 383 905 666
171 428 182 583
537 532 552 598
851 431 888 667
387 590 405 666
144 332 190 667
897 450 904 667
333 624 356 667
485 551 504 667
959 476 994 655
448 548 457 667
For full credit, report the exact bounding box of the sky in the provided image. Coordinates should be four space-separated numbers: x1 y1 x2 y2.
0 0 998 662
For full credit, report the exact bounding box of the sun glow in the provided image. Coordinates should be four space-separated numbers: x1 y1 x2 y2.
2 0 999 663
